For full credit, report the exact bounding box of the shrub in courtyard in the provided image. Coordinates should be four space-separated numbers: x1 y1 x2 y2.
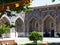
29 31 43 43
57 32 60 37
0 24 9 34
0 22 15 37
0 24 9 37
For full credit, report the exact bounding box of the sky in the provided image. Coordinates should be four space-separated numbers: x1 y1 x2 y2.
30 0 60 7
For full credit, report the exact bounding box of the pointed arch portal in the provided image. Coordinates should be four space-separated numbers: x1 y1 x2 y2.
44 16 54 32
15 18 24 37
43 16 55 37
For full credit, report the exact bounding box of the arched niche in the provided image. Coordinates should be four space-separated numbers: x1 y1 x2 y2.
15 18 23 32
29 17 39 33
15 18 24 37
43 16 54 32
43 15 55 37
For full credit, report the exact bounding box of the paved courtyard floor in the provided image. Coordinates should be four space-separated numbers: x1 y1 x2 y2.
0 38 60 45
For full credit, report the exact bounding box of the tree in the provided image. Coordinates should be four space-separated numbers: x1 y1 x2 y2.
0 24 9 36
29 31 43 43
0 22 15 37
0 0 32 11
52 0 55 2
0 0 32 18
4 22 15 28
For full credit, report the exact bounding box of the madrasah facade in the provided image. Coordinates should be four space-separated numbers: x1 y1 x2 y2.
0 4 60 38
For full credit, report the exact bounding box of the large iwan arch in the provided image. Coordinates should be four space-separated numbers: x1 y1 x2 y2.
42 15 56 37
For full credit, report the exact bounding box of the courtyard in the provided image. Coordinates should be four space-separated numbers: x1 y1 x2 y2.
0 37 60 45
0 0 60 45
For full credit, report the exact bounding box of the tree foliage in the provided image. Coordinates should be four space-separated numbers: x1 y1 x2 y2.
0 0 20 4
52 0 55 2
29 31 43 43
0 22 15 35
0 0 32 17
4 22 15 28
10 4 32 13
0 24 9 34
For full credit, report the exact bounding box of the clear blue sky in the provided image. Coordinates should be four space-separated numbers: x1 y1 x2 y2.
30 0 60 7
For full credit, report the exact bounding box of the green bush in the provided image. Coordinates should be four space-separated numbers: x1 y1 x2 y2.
0 24 9 34
29 31 43 43
57 32 60 37
0 22 15 36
